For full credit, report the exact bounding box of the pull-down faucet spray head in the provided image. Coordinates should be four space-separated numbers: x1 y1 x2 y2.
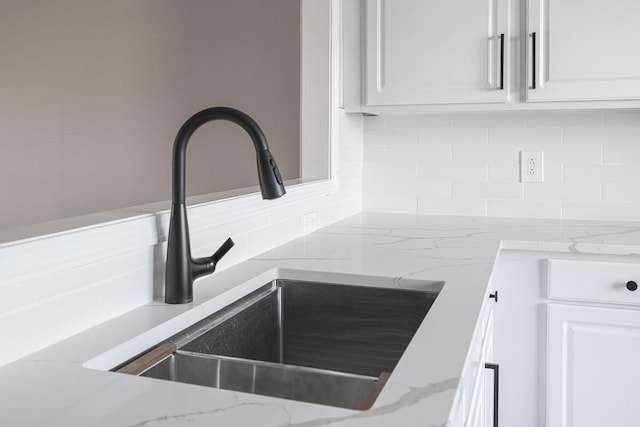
257 149 286 200
165 107 286 304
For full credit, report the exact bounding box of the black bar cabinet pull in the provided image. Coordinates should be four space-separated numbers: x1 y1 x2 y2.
499 33 505 90
530 32 537 89
485 363 499 427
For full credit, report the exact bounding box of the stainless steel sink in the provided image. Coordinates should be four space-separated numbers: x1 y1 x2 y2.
140 351 388 410
115 279 441 410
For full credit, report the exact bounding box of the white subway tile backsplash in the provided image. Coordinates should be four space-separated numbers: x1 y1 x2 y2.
565 126 640 146
385 145 421 164
450 162 489 182
386 177 452 198
488 162 520 182
524 182 602 201
363 115 386 130
363 110 640 221
417 161 457 180
453 112 526 128
363 163 385 194
524 111 604 127
604 145 640 164
98 267 154 323
383 160 419 181
385 113 453 129
603 127 640 145
339 142 364 166
421 127 485 146
317 198 362 229
556 139 603 164
542 157 564 184
563 126 607 147
364 193 418 214
489 127 563 149
564 164 640 183
486 144 519 167
604 110 640 126
363 129 418 146
603 183 640 202
0 282 37 317
562 201 640 221
418 197 487 216
247 220 294 259
418 160 488 181
363 145 385 163
453 182 523 200
339 162 363 182
453 142 490 164
0 313 27 366
417 143 453 165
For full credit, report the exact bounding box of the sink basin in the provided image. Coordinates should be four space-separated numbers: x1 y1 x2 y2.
140 351 388 410
114 278 441 410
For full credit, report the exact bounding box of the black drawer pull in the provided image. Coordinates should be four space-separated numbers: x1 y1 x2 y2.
485 363 499 427
626 281 638 291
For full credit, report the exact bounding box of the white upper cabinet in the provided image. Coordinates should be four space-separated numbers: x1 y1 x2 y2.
364 0 510 106
345 0 640 111
527 0 640 102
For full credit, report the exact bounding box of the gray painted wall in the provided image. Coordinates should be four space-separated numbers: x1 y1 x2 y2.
0 0 300 228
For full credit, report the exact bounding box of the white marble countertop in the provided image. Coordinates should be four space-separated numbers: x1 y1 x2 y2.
2 212 640 427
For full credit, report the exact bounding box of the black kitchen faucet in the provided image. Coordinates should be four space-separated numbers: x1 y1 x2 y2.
165 107 286 304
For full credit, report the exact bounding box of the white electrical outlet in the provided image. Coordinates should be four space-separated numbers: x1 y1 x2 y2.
520 151 544 183
303 212 317 235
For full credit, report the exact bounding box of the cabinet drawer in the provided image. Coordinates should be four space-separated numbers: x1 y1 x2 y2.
547 259 640 306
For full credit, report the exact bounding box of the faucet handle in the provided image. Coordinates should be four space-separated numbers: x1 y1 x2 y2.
212 237 234 263
191 238 235 281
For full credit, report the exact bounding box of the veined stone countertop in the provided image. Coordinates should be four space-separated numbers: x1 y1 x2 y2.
2 212 640 427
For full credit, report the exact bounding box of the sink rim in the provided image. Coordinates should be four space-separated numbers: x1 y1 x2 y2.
84 268 445 373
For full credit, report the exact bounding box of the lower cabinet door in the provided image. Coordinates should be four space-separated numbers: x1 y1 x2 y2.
466 368 486 427
547 304 640 427
466 364 499 427
466 312 497 427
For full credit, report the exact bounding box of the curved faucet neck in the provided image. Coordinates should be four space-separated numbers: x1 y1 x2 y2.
171 107 270 204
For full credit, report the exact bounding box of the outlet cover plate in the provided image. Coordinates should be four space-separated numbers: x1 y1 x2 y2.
520 151 544 183
303 212 317 235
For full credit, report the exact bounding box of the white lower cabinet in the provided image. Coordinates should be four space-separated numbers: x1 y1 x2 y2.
493 252 640 426
466 311 498 427
449 297 498 427
547 304 640 427
547 258 640 426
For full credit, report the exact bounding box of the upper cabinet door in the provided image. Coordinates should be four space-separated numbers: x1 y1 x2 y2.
364 0 510 106
528 0 640 102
